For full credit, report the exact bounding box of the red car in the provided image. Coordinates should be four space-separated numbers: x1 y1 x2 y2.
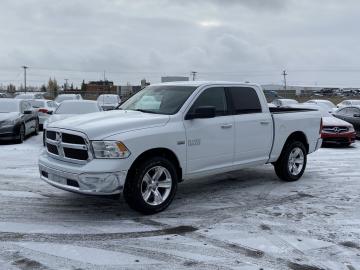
289 103 356 147
321 116 356 146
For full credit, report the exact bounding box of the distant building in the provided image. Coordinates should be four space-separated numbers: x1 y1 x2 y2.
119 85 142 99
141 79 150 89
161 76 189 83
84 80 117 94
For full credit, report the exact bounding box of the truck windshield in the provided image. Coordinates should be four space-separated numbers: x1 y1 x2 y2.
119 85 197 115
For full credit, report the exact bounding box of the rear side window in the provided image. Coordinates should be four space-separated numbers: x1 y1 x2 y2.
347 107 360 115
228 87 262 114
190 87 227 116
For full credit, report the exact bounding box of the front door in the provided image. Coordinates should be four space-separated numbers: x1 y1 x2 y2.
184 87 234 175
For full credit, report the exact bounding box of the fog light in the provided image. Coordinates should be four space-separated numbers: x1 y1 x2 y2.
78 172 126 193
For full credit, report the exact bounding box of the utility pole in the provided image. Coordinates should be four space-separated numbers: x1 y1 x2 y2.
191 71 197 81
22 66 28 93
64 79 68 91
282 70 288 98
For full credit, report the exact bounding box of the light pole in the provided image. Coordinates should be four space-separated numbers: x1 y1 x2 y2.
22 66 28 93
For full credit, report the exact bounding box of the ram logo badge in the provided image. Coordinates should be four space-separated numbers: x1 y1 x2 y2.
188 139 201 146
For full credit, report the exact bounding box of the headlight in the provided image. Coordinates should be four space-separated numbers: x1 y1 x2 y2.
348 126 355 132
91 141 131 159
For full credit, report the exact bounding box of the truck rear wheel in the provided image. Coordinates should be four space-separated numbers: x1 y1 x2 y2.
124 157 178 214
274 141 307 181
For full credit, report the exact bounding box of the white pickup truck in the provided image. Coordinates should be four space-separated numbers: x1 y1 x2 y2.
39 82 322 214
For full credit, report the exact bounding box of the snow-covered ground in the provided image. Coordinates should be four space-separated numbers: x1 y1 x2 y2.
0 133 359 270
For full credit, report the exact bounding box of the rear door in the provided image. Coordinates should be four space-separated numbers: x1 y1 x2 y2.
228 87 273 165
184 87 235 174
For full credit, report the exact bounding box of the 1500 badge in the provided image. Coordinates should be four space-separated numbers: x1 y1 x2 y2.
188 139 201 146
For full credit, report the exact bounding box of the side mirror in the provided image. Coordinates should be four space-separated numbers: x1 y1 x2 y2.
353 114 360 118
47 111 53 115
186 106 216 120
23 110 32 115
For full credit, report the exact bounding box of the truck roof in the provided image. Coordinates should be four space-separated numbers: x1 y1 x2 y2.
152 81 261 88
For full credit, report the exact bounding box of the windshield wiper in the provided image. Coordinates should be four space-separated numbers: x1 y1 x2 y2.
133 109 159 114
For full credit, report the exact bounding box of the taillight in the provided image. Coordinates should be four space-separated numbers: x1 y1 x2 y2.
38 108 48 113
319 118 323 134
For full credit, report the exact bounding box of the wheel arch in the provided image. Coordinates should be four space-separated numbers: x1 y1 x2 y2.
126 148 183 183
283 131 309 154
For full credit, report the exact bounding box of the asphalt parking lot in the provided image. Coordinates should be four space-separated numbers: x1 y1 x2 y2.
0 133 359 270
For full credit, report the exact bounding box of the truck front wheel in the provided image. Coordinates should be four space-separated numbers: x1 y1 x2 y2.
124 157 178 214
274 141 307 181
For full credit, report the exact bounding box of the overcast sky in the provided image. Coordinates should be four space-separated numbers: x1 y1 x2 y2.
1 0 360 87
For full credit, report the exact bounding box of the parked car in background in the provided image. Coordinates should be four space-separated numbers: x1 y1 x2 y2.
271 98 299 107
43 100 102 144
0 93 8 98
291 104 356 147
0 99 39 143
304 99 336 113
97 94 121 111
54 94 82 104
336 100 360 108
333 106 360 137
40 81 322 214
15 93 45 100
30 99 58 129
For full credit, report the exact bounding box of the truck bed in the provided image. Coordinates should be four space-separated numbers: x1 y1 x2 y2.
269 107 317 114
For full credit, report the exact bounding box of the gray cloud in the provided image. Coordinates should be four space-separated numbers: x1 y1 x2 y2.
0 0 360 87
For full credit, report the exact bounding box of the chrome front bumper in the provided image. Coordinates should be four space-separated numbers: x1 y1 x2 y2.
39 153 127 195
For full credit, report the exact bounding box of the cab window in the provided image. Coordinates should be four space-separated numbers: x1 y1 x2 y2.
228 87 262 114
189 87 227 116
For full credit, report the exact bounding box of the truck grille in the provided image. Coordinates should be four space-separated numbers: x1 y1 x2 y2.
323 126 349 134
45 129 92 164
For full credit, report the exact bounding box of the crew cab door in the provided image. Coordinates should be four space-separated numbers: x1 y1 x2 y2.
184 87 235 175
228 87 273 165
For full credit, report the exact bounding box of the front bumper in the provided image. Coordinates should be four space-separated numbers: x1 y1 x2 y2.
39 152 128 195
0 125 17 140
321 131 356 144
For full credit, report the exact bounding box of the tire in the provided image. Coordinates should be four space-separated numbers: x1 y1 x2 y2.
43 130 46 146
124 156 178 214
16 124 25 144
274 141 307 182
342 142 351 147
33 119 39 135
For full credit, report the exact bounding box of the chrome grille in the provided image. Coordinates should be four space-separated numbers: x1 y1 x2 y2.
45 129 92 164
323 126 349 133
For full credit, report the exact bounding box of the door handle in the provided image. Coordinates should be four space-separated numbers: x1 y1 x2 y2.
221 123 233 129
260 121 270 125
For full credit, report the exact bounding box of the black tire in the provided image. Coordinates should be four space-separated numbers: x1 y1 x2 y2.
274 141 307 182
16 124 25 144
43 129 46 146
342 142 352 147
124 156 178 214
33 119 39 135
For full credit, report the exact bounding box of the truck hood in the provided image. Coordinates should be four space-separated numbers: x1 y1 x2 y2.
48 110 170 140
48 114 76 124
323 116 351 127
